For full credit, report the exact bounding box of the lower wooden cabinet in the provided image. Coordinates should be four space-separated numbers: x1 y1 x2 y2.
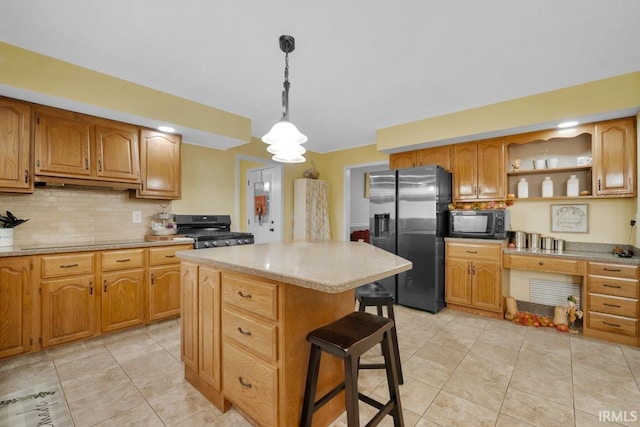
101 269 145 333
41 276 96 347
0 243 192 359
182 265 354 427
148 245 191 322
585 261 639 346
445 241 505 318
0 257 32 358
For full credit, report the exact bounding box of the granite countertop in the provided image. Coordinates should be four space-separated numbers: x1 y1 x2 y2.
503 247 640 265
176 241 412 293
0 237 194 258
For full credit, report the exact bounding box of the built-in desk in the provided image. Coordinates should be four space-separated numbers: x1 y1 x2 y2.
503 247 639 347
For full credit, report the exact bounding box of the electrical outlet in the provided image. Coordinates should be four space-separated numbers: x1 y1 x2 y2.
132 211 142 223
631 219 637 227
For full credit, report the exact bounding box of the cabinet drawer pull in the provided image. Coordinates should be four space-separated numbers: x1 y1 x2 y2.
104 280 107 293
538 261 544 265
237 327 252 336
238 377 253 388
151 273 155 285
465 250 478 254
603 268 622 272
603 321 621 328
603 303 621 308
238 291 252 299
116 258 131 263
24 169 28 184
164 254 176 258
90 281 93 295
60 263 79 268
603 284 622 289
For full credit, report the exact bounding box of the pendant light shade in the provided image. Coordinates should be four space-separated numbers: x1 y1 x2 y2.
262 35 307 163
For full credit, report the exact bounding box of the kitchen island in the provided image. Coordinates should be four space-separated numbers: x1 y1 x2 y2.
177 241 411 427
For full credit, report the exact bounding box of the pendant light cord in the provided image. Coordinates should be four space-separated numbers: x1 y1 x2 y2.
282 51 290 120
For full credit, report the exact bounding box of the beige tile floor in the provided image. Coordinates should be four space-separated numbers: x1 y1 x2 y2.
1 306 640 427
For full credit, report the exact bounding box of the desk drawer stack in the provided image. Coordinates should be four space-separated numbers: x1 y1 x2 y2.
585 261 639 346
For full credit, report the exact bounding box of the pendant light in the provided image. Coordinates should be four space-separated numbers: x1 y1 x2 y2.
262 35 307 163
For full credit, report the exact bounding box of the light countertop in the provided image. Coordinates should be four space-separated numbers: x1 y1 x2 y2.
0 238 194 257
176 241 412 293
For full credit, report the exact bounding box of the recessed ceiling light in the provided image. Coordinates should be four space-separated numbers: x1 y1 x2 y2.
557 121 578 128
158 126 175 133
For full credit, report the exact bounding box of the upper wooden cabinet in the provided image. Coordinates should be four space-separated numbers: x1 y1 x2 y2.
593 117 636 197
0 98 33 193
389 151 416 169
136 129 181 199
452 138 505 201
389 145 451 170
34 107 141 187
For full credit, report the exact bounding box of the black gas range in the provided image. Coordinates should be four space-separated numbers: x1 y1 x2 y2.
175 215 254 249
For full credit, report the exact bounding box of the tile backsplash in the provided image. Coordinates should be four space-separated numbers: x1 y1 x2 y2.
0 187 170 247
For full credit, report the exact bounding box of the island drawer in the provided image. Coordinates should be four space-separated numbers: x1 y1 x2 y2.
447 243 502 261
222 272 278 321
588 311 637 337
588 262 638 279
41 253 94 278
504 254 584 275
588 294 638 318
223 340 277 427
588 276 639 298
222 308 277 362
101 249 144 271
149 245 191 266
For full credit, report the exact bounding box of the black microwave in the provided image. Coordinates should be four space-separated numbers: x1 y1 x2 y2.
449 209 510 239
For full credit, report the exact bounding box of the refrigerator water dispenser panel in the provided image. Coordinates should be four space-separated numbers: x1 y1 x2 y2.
374 213 391 237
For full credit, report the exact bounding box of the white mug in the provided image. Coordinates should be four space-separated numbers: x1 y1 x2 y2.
546 158 559 168
577 156 592 166
533 159 546 169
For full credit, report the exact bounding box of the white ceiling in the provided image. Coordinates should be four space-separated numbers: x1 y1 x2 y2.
1 1 639 153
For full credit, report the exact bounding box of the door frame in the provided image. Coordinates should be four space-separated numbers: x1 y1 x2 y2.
235 154 284 242
342 160 388 241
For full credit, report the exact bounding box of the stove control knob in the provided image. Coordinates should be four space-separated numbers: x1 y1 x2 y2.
225 240 231 246
203 242 210 248
245 239 251 244
236 239 243 245
212 241 218 247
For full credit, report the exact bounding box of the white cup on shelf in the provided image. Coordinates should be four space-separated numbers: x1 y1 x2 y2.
546 158 559 168
533 159 546 169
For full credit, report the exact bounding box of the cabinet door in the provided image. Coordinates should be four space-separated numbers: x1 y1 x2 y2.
593 118 636 196
148 265 181 321
101 269 145 333
95 125 140 182
389 151 416 169
35 113 92 177
41 276 95 347
451 143 478 200
476 138 505 199
471 261 502 311
181 262 198 370
0 98 32 192
199 266 222 391
445 259 471 305
137 129 181 199
0 257 31 358
417 146 451 170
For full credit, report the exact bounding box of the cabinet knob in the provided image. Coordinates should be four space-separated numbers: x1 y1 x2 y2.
238 291 252 299
237 327 252 336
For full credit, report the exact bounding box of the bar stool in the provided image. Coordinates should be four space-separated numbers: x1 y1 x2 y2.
355 282 404 384
300 311 404 427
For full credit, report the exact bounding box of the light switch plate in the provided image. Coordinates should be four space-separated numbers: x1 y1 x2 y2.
132 211 142 223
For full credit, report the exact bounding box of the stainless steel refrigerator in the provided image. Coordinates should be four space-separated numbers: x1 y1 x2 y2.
369 165 451 313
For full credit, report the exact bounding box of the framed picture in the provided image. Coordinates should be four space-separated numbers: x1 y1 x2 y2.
550 204 588 233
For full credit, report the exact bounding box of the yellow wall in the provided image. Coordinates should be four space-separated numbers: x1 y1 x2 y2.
378 71 640 151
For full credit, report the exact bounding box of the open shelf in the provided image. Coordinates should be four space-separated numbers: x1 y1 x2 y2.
507 165 591 176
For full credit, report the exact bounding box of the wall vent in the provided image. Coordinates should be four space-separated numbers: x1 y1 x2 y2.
529 279 581 309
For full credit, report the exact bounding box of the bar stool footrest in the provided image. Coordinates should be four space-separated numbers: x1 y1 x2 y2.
358 393 397 426
313 382 346 414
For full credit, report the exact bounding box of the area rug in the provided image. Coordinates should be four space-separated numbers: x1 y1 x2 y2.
0 381 73 427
